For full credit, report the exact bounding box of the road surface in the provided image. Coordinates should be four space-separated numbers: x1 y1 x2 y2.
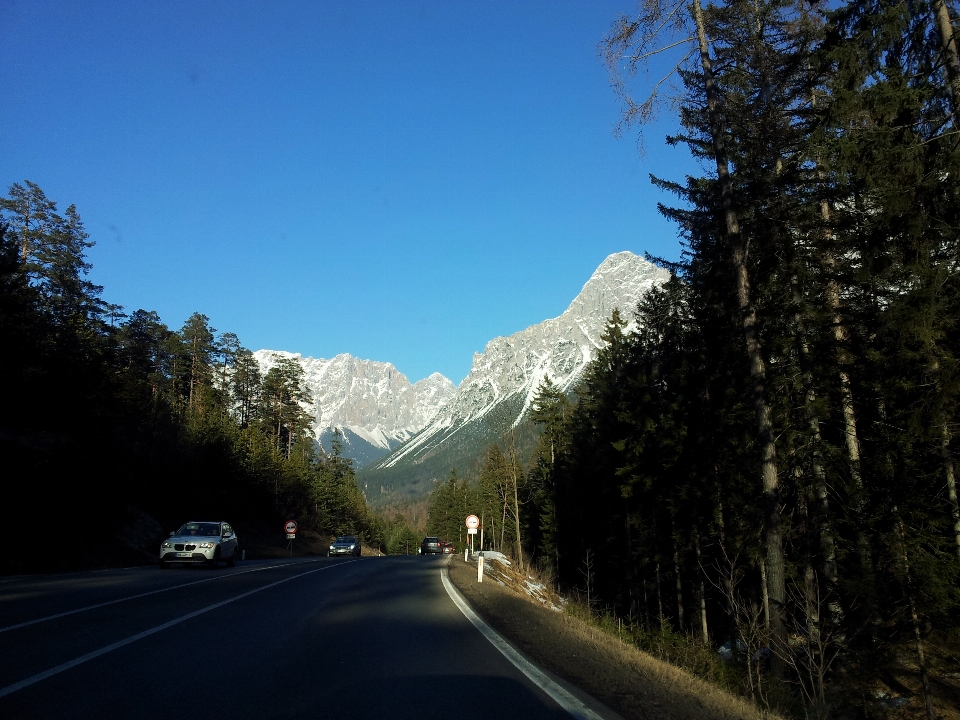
0 555 594 719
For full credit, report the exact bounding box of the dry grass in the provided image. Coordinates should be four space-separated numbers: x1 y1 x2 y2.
449 556 784 720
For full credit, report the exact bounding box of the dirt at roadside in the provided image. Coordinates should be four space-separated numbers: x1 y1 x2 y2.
447 556 772 720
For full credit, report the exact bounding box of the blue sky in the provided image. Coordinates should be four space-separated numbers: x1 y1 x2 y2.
1 0 694 384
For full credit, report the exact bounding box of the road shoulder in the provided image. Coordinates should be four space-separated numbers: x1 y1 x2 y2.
446 556 767 720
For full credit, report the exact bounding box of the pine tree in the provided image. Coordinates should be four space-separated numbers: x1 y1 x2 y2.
529 376 570 573
260 355 314 458
180 313 216 410
231 348 262 429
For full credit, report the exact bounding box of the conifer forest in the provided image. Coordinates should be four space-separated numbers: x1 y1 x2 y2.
0 180 388 571
4 0 960 715
426 0 960 715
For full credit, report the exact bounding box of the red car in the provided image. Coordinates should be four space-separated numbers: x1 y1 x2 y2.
441 541 455 554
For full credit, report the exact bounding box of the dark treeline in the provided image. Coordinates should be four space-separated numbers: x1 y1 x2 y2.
0 182 385 570
426 444 527 558
509 0 960 715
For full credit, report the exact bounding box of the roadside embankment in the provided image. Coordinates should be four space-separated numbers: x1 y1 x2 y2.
447 554 777 720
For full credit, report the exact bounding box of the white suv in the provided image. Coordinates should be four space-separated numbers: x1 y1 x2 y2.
159 521 239 568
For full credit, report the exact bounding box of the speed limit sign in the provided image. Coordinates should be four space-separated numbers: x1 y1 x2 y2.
284 520 298 538
465 515 479 529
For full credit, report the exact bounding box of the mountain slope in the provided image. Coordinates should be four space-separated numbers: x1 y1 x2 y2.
362 251 669 501
252 351 456 466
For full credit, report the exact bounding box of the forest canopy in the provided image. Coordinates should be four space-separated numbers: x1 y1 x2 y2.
425 0 960 715
0 181 385 571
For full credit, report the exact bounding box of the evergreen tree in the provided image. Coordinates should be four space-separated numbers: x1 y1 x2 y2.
231 348 262 429
260 354 314 458
528 376 570 573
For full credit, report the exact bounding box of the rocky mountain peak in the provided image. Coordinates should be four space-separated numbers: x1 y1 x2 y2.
370 251 670 473
252 350 456 461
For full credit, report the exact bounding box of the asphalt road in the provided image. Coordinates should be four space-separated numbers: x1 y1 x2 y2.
0 555 579 720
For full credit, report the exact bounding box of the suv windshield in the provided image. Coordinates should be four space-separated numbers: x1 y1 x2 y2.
424 537 439 544
334 536 356 543
177 522 221 537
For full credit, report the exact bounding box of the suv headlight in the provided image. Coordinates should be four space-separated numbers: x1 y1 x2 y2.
349 545 355 550
198 542 217 548
162 541 172 548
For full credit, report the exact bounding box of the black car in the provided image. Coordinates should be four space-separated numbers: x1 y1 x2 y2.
421 536 442 555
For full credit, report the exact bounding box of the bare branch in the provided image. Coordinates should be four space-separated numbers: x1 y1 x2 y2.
628 36 695 63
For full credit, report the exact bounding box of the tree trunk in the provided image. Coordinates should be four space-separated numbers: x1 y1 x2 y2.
945 425 960 564
694 530 709 642
932 0 960 125
897 515 936 720
512 455 523 571
815 154 866 582
792 275 838 588
799 490 821 646
691 0 785 668
673 540 685 631
717 500 738 642
656 557 664 620
760 558 771 632
501 500 507 552
822 250 865 494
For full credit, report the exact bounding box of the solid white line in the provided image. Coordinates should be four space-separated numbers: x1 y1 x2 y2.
0 559 359 698
440 565 606 720
0 558 326 634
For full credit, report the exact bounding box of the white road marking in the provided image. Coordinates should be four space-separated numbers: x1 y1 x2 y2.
0 559 360 698
441 564 608 720
0 558 327 634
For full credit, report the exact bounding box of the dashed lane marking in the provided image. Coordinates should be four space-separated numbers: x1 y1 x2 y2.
0 558 331 634
0 560 360 698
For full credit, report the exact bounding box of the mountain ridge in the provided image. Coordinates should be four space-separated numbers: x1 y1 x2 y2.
251 350 456 464
362 251 670 499
255 251 669 490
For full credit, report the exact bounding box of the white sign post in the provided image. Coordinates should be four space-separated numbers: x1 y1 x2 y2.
284 520 298 556
478 513 485 583
465 515 479 559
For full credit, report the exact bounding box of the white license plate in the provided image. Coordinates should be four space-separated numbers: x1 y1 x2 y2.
176 552 191 557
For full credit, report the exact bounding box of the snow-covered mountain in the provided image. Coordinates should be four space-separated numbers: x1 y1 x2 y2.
252 351 456 466
362 251 670 497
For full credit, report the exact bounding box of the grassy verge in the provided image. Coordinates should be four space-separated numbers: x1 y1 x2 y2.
450 555 783 720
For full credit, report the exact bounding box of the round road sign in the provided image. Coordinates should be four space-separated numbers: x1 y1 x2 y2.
284 520 298 535
465 515 479 529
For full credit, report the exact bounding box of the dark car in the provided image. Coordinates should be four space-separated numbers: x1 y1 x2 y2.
421 536 442 555
328 535 361 556
441 541 454 554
